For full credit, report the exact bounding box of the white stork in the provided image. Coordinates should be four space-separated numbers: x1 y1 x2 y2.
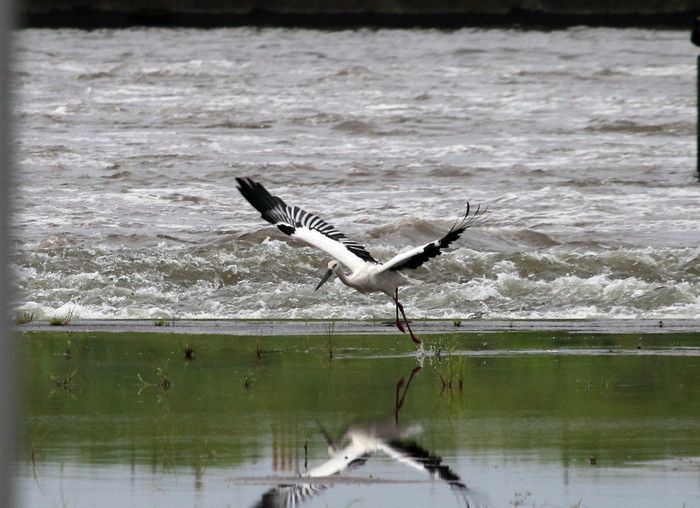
236 177 483 344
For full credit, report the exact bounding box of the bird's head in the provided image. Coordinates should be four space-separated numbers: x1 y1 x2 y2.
315 260 341 291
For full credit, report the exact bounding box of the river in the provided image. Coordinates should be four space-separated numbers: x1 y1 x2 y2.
12 27 700 321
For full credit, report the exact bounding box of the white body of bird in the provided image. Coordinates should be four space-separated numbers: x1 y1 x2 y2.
236 177 483 344
315 259 418 297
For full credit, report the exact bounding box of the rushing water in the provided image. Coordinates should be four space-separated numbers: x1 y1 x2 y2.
16 330 700 508
11 27 700 321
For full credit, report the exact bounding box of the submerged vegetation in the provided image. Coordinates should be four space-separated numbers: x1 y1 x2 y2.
324 320 336 361
179 339 198 361
434 349 468 393
50 369 78 397
137 364 171 395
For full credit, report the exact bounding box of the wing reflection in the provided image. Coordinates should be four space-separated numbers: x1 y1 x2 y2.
254 482 327 508
252 367 483 508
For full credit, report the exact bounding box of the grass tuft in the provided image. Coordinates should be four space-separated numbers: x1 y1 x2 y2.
49 307 75 326
435 346 468 393
153 317 178 327
15 311 35 325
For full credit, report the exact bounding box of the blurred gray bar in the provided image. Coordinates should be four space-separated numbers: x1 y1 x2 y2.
0 0 17 505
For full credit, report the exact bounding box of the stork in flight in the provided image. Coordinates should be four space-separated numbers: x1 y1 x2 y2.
236 177 483 344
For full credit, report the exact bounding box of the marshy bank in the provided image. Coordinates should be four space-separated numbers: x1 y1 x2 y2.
14 317 700 337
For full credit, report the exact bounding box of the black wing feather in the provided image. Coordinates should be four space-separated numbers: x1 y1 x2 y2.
390 203 482 271
236 177 378 264
253 483 327 508
387 439 468 491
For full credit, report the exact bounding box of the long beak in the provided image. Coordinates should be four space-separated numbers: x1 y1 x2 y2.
315 269 334 291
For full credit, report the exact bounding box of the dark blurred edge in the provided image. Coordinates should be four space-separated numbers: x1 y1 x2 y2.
17 7 700 29
0 0 17 505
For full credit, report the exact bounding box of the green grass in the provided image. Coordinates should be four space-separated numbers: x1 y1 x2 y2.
49 307 75 326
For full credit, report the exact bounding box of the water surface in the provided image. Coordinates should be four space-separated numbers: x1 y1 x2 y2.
12 27 700 322
17 330 700 507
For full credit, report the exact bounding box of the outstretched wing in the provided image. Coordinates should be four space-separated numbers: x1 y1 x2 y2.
383 204 483 272
236 177 378 271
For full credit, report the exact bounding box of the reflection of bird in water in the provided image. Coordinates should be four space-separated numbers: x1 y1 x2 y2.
253 481 326 508
253 420 478 508
237 177 484 345
319 420 471 494
252 368 483 508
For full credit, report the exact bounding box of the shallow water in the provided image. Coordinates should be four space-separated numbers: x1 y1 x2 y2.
11 27 700 321
16 330 700 507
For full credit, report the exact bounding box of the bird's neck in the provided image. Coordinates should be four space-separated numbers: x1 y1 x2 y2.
334 266 356 289
334 266 369 294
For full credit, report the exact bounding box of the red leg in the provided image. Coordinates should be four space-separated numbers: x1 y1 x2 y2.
395 376 405 413
395 296 406 333
393 290 421 344
395 366 422 424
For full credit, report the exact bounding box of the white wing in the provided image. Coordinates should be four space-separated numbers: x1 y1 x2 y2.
381 204 482 272
237 177 378 272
